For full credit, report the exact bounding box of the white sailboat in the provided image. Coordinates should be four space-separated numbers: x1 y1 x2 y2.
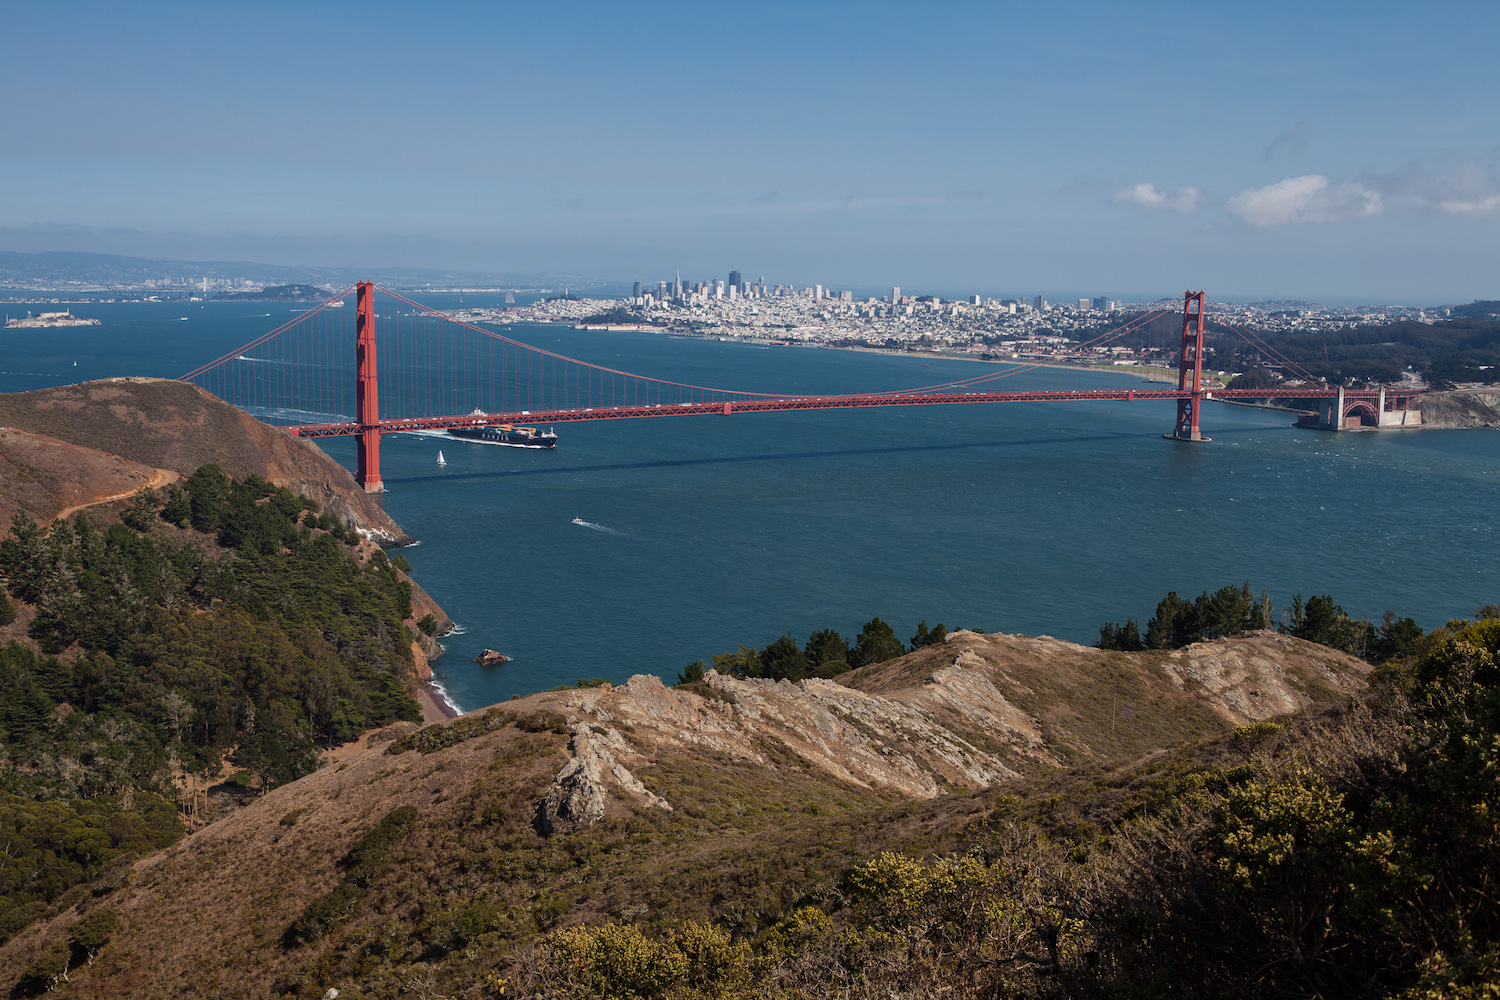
437 450 447 466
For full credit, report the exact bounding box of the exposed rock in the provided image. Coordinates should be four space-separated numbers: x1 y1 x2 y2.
536 722 670 835
1413 389 1500 429
546 631 1371 799
473 649 511 666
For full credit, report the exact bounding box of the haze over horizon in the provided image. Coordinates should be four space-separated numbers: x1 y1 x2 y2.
4 0 1498 303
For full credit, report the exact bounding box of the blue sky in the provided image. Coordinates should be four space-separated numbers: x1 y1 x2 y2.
3 0 1497 301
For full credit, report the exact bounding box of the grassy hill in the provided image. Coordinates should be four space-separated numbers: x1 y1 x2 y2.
0 627 1386 998
0 378 409 544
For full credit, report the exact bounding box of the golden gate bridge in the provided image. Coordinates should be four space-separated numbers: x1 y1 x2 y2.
179 284 1413 494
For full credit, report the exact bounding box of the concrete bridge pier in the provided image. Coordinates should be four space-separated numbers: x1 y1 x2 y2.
1297 386 1422 431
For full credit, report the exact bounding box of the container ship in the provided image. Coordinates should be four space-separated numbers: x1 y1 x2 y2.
447 423 557 448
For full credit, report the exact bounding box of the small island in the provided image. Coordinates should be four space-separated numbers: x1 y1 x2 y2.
216 283 336 302
5 310 101 329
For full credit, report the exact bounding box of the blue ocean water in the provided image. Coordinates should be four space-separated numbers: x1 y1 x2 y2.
4 297 1498 712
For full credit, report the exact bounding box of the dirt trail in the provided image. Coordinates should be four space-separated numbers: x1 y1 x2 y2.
52 468 179 521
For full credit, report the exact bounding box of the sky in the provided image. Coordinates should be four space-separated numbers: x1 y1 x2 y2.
3 0 1498 302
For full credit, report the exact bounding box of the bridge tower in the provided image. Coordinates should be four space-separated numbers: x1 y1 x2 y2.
355 281 383 493
1165 290 1211 442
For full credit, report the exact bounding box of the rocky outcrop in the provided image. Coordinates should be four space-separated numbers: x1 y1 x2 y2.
473 649 511 665
1412 390 1500 429
549 631 1371 799
536 722 671 834
1159 630 1369 722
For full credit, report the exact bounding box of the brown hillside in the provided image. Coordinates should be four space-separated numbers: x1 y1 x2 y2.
0 631 1370 999
0 378 410 543
0 427 177 535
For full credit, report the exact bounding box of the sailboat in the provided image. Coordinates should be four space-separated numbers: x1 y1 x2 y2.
437 450 447 466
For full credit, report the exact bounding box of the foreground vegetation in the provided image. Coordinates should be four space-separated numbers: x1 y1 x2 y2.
502 614 1500 999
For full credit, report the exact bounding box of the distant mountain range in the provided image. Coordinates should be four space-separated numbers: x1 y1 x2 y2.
0 250 602 293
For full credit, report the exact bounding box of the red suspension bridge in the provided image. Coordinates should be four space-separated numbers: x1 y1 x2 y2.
180 284 1415 494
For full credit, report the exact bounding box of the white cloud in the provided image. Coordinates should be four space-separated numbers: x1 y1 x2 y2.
1393 160 1500 215
1226 174 1382 227
1112 182 1202 214
1437 193 1500 215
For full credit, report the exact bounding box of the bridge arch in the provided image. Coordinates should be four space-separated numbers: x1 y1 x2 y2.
1343 400 1380 427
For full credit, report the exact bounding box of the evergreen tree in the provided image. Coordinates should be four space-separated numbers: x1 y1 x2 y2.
909 620 947 650
804 629 849 669
1370 611 1424 663
1096 618 1144 651
1145 591 1195 649
851 618 905 667
757 634 810 681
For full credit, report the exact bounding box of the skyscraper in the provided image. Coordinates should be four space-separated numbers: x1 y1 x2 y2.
891 286 900 303
729 270 742 292
632 281 642 298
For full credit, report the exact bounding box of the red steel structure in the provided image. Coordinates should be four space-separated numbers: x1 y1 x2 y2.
181 284 1411 492
1168 290 1209 442
355 281 382 491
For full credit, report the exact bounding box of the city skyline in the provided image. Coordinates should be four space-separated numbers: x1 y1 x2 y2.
2 1 1498 302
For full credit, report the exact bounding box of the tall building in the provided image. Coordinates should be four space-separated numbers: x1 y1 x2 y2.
1079 298 1091 311
970 295 981 306
891 286 900 303
728 270 742 292
632 281 642 298
1033 295 1046 310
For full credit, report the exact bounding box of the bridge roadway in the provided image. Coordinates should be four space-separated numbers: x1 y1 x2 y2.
290 386 1393 439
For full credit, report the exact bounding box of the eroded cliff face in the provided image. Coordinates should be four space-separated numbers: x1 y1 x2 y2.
1413 389 1500 428
536 629 1371 812
0 378 411 543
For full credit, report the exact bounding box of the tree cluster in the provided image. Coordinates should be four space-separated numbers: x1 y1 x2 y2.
0 791 179 949
683 616 960 685
0 466 423 807
1097 583 1428 664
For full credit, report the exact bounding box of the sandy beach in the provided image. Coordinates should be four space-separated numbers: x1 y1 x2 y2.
418 681 459 723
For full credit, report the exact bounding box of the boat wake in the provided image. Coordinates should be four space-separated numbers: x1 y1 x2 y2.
572 517 625 536
245 405 351 424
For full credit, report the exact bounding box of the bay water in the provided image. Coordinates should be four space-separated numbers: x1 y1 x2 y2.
3 296 1497 712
